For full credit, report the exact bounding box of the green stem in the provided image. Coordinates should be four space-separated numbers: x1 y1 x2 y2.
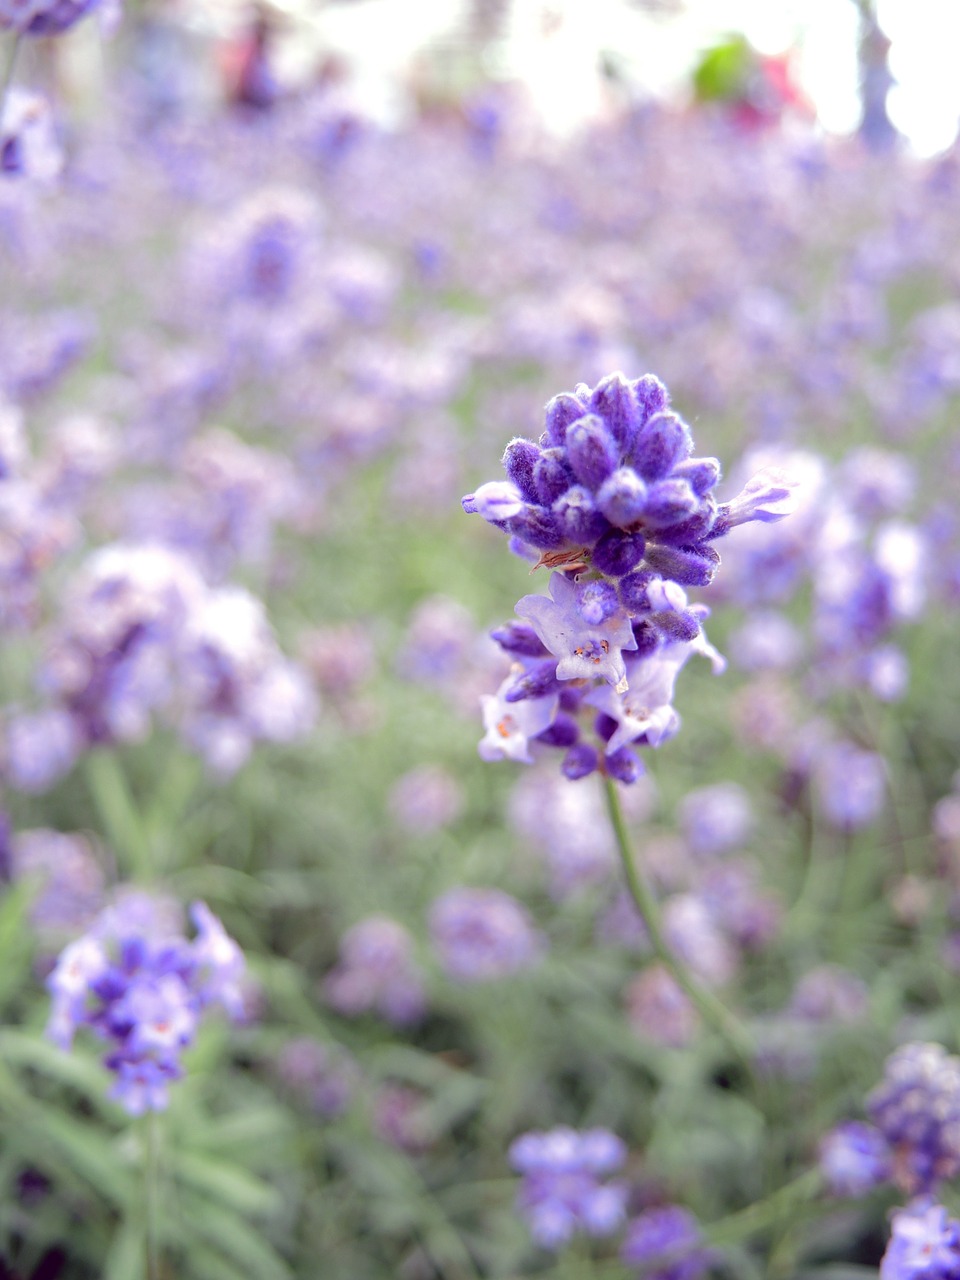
705 1168 823 1248
84 749 156 882
145 1111 162 1280
602 777 755 1074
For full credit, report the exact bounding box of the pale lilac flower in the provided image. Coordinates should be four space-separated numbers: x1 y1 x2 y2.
478 675 559 764
880 1198 960 1280
820 1121 891 1198
429 887 544 983
324 916 426 1028
516 572 637 688
679 782 754 858
621 1205 714 1280
509 1126 628 1250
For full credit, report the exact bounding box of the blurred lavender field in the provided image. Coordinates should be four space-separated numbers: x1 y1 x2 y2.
3 3 960 1278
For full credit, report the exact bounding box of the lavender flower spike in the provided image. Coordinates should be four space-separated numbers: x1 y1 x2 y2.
516 572 637 689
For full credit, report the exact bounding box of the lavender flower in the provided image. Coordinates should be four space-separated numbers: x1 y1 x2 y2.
465 372 792 781
388 765 464 834
880 1199 960 1280
9 827 104 934
324 916 426 1028
46 897 246 1114
820 1121 892 1198
625 964 699 1050
867 1043 960 1195
508 1126 628 1249
428 887 544 983
814 741 887 831
274 1038 358 1118
678 782 754 858
620 1205 714 1280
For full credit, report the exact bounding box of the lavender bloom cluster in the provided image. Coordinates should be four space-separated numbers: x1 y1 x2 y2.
508 1126 628 1249
620 1205 714 1280
867 1042 960 1196
428 886 544 983
4 541 316 788
46 895 245 1114
464 372 796 781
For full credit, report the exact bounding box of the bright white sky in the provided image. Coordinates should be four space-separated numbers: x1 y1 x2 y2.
289 0 960 156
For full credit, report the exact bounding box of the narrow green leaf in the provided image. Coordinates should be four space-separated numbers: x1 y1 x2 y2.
174 1150 282 1217
181 1201 291 1280
104 1217 147 1280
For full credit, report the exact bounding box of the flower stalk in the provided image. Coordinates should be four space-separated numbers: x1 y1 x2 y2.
602 776 756 1075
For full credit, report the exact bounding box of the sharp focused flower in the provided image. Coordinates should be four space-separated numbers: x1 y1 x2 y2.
466 372 791 781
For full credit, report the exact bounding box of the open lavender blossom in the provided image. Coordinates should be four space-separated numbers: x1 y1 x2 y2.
464 373 795 780
880 1198 960 1280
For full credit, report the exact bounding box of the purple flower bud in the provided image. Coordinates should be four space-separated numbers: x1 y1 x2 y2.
632 373 670 422
504 659 562 703
536 714 580 748
618 571 657 614
643 543 720 587
642 479 700 529
592 529 646 577
673 457 722 496
533 449 576 505
490 621 549 658
604 746 644 784
577 580 619 624
502 437 541 502
629 618 663 656
565 414 620 490
543 391 589 447
652 611 702 644
597 468 649 528
589 372 642 452
505 505 566 551
562 742 598 779
552 486 608 543
628 412 693 482
471 480 525 523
